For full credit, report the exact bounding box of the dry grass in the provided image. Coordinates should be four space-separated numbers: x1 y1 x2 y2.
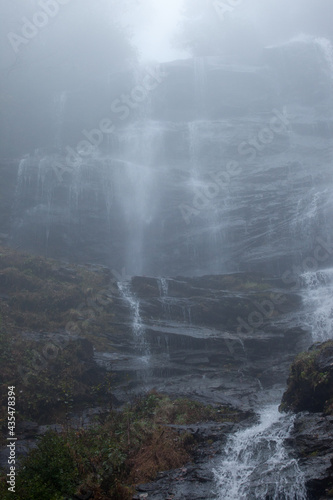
128 427 191 484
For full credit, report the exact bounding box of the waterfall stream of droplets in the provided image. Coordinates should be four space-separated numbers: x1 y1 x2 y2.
213 36 333 500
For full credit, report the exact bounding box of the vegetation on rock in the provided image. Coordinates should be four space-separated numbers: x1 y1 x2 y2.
0 246 250 498
280 340 333 414
0 392 245 499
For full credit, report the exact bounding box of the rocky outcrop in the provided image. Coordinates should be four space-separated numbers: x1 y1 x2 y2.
0 245 323 498
99 273 309 411
287 413 333 499
281 341 333 414
2 39 332 277
133 418 256 500
281 342 333 498
0 246 308 425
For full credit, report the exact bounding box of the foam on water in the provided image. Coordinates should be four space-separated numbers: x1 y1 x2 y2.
214 405 307 500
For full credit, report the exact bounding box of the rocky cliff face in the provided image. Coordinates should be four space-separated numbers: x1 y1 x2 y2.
282 341 333 499
0 247 307 420
2 38 332 278
1 36 333 499
66 269 308 410
0 247 309 498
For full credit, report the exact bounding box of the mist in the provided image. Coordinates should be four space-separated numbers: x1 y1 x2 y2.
0 1 333 499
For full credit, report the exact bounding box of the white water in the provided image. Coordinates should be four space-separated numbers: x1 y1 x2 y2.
158 277 169 297
118 280 150 365
214 36 333 498
214 405 307 500
301 268 333 342
114 121 163 275
213 270 333 500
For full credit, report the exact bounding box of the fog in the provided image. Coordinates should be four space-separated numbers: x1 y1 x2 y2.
2 0 333 67
1 0 333 270
1 1 333 498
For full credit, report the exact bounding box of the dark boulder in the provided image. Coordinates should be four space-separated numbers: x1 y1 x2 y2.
287 413 333 499
281 342 333 498
281 341 333 414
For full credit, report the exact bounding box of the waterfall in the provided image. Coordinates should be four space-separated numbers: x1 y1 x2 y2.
186 119 227 274
158 277 169 297
113 120 164 275
212 35 333 490
117 280 150 366
296 37 333 345
301 268 333 342
11 120 163 272
157 277 170 316
214 405 307 500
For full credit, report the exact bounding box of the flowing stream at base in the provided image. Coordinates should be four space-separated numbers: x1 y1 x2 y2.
214 405 307 499
214 267 333 499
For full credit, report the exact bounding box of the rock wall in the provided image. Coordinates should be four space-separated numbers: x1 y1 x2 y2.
1 38 332 277
281 341 333 498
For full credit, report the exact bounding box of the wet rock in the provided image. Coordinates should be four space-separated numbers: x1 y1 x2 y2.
16 421 38 438
134 464 219 500
132 417 256 500
287 413 333 499
75 338 94 361
281 341 333 414
316 345 333 372
5 42 333 278
37 423 64 435
108 274 307 409
74 488 93 500
280 342 333 498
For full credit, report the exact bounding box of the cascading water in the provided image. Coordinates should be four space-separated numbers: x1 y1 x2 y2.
10 36 333 277
213 37 333 499
158 277 169 297
296 36 333 345
186 120 227 274
117 280 150 368
157 277 170 316
11 119 164 273
112 121 163 275
301 268 333 342
214 405 307 500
